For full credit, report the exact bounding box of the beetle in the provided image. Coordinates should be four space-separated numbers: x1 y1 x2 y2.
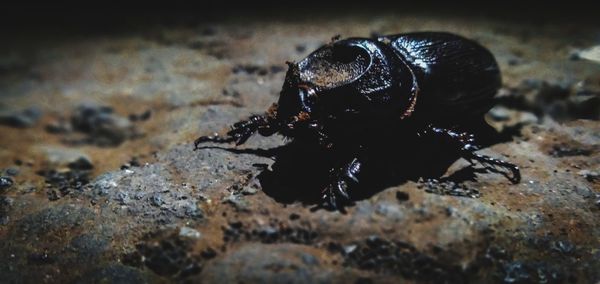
194 32 521 209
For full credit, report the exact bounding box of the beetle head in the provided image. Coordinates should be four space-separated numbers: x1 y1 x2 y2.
276 37 416 134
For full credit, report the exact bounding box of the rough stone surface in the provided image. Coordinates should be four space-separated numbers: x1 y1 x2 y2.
0 11 599 283
197 243 345 283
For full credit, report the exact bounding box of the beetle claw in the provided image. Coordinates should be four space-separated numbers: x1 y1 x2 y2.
336 180 350 200
343 158 361 184
193 135 235 150
322 187 338 210
321 176 354 211
346 172 359 184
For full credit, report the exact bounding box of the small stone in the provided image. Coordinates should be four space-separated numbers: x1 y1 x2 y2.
552 240 575 254
0 176 13 191
201 247 217 259
45 118 72 133
184 203 203 219
150 194 164 207
503 261 530 283
39 146 92 169
569 51 581 61
507 56 524 66
5 167 19 176
516 111 539 125
241 186 258 195
0 196 14 207
295 44 306 53
0 107 42 128
68 157 94 171
343 244 358 254
128 110 152 122
47 190 60 201
577 45 600 64
115 191 130 205
257 226 279 242
179 227 202 239
71 103 136 146
222 194 249 211
301 253 319 266
488 106 512 121
578 170 600 182
396 191 409 202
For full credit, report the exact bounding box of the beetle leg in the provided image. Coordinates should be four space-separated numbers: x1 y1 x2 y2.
321 158 362 209
344 158 361 183
307 122 334 149
423 125 521 184
194 105 279 150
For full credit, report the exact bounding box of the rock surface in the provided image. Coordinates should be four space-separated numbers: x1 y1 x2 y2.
0 11 599 283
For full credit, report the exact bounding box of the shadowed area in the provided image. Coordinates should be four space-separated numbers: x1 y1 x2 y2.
257 119 511 206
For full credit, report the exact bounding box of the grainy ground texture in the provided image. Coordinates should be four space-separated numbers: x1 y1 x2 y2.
1 8 599 283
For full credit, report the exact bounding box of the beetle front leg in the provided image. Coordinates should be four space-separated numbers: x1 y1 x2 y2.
422 125 521 183
322 157 362 210
194 104 279 149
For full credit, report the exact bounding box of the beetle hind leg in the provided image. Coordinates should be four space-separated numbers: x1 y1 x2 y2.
321 158 362 210
423 125 521 184
193 119 258 149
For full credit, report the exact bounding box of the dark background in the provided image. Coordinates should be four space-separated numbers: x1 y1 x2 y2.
2 1 598 36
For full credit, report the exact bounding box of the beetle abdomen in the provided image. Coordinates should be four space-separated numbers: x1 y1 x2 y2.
381 32 501 123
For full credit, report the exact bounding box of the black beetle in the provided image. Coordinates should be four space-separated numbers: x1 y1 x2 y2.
194 32 521 209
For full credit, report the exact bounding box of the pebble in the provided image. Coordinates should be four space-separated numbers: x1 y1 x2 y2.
5 167 19 176
552 240 575 254
201 247 217 259
488 106 512 121
0 196 14 207
395 191 409 201
577 45 600 63
241 186 258 195
68 157 94 170
115 191 130 205
0 176 14 191
0 107 42 128
45 118 72 133
343 244 357 254
179 227 202 239
39 146 93 169
71 103 136 146
128 110 152 122
578 170 600 182
150 193 164 207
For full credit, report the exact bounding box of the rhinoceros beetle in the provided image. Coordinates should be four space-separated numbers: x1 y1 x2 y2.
194 32 521 209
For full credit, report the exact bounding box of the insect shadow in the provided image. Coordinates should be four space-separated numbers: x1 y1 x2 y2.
203 120 515 208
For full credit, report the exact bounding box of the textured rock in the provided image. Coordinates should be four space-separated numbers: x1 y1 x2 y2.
37 145 93 169
70 103 137 146
197 243 344 284
0 11 599 284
